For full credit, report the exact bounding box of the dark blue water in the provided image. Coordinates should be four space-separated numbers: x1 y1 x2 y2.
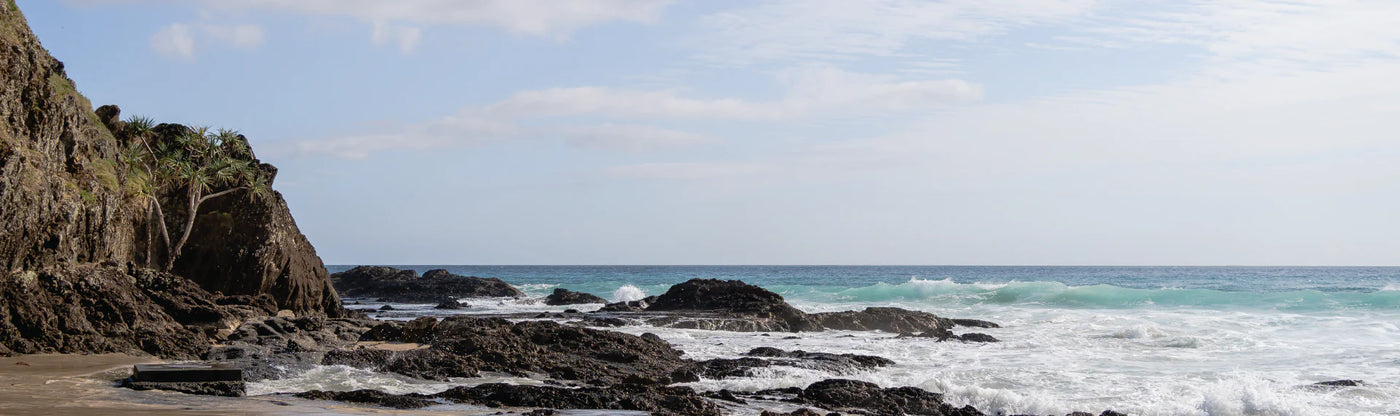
328 266 1400 311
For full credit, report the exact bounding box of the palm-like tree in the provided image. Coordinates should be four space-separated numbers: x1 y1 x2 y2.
123 117 268 271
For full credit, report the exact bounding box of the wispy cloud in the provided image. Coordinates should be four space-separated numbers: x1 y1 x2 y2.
294 66 981 159
151 22 264 60
82 0 673 41
371 21 422 53
691 0 1101 65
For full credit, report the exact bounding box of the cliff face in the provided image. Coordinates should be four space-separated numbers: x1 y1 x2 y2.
0 1 340 355
0 1 139 269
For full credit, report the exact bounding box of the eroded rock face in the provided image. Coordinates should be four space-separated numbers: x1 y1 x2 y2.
331 266 523 302
545 288 607 305
0 264 271 358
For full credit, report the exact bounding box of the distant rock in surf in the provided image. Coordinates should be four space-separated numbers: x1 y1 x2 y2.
330 266 524 302
545 288 607 305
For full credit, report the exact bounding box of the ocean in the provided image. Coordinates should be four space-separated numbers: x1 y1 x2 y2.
275 265 1400 415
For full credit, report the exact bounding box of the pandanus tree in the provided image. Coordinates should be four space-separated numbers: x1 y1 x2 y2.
122 116 269 271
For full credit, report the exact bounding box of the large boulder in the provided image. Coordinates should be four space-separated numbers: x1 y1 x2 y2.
330 266 523 302
646 279 817 331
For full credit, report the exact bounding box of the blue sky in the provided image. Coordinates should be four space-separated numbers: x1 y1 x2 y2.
22 0 1400 265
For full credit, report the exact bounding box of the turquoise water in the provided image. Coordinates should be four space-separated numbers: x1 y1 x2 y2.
329 265 1400 311
319 265 1400 415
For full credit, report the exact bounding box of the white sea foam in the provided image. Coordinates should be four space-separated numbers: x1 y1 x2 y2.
612 285 647 303
330 288 1400 415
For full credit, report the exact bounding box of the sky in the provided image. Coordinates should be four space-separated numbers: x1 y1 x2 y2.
19 0 1400 265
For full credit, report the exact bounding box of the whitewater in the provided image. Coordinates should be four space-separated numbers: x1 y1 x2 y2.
260 266 1400 415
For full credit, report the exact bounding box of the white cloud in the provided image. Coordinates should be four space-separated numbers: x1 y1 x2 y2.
560 124 717 152
72 0 671 40
150 22 265 60
487 67 981 121
294 66 981 159
692 0 1101 64
294 116 517 159
602 162 769 180
371 22 422 53
151 23 196 59
201 24 265 48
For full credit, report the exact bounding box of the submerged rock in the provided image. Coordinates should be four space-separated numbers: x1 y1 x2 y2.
331 266 524 302
545 288 607 305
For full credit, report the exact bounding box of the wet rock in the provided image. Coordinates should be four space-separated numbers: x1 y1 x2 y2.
647 279 817 331
324 316 692 386
295 389 437 409
436 383 720 416
434 299 465 310
950 319 1001 328
597 298 653 312
545 288 607 305
809 307 953 335
206 316 376 381
122 380 245 397
956 333 1000 343
693 348 894 380
1303 379 1364 391
761 409 824 416
1312 379 1363 387
331 266 523 303
798 379 981 416
379 305 395 311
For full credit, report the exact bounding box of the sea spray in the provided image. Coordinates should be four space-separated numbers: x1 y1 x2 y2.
612 285 647 303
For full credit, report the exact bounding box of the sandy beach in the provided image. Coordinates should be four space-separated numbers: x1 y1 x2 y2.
0 354 482 416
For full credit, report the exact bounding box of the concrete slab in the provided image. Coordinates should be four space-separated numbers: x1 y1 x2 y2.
132 363 243 382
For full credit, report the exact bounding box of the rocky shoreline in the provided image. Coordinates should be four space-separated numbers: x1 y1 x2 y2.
83 265 1125 416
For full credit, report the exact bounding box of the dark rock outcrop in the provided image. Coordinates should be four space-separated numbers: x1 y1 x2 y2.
325 316 694 386
637 279 973 335
331 266 523 302
438 383 720 416
798 379 982 416
294 389 437 409
297 384 721 415
434 299 465 309
122 380 245 397
597 296 656 312
694 347 895 379
0 264 274 358
545 288 607 305
809 307 952 335
207 315 376 381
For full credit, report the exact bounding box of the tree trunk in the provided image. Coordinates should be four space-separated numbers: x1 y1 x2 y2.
163 186 245 271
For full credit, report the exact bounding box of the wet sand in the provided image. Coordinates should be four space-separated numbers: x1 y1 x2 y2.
0 354 497 416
